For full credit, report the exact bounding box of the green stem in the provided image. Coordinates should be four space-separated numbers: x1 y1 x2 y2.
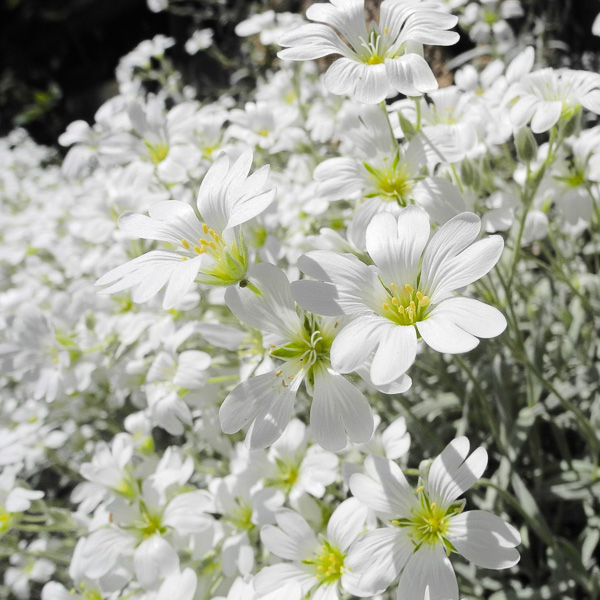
414 97 422 131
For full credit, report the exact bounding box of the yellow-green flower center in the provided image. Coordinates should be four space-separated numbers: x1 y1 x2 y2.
265 458 300 494
482 8 499 25
145 141 170 164
381 282 431 326
113 477 137 499
228 501 255 531
0 506 12 534
408 501 450 545
364 159 415 205
180 223 248 286
392 486 464 551
559 168 586 188
304 540 345 584
71 583 105 600
139 512 166 539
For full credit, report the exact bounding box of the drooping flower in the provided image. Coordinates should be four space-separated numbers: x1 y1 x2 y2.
95 150 275 308
278 0 459 103
292 206 506 385
347 437 521 600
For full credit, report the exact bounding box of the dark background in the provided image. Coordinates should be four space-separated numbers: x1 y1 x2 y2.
1 0 599 146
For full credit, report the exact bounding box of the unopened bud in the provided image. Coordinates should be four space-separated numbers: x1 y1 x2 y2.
562 108 581 138
515 127 538 164
460 158 477 188
397 111 417 140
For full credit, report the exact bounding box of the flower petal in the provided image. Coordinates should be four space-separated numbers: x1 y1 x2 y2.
350 455 416 516
327 497 368 552
370 323 418 384
447 510 521 569
397 543 458 600
311 368 373 451
427 437 488 506
346 527 412 595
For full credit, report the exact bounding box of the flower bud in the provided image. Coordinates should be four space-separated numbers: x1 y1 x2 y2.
515 127 538 164
397 111 417 140
460 158 479 188
562 108 581 138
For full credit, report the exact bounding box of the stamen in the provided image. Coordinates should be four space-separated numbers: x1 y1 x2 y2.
181 239 190 249
202 223 209 234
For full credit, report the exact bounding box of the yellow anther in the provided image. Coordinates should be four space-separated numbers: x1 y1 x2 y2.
421 295 430 306
391 297 399 306
416 485 424 493
416 292 424 301
383 303 390 311
208 241 217 250
181 239 190 249
275 369 283 377
398 305 405 314
384 27 389 34
208 229 219 241
193 245 205 254
200 239 210 246
390 283 397 291
181 257 188 261
405 284 414 294
410 300 416 312
202 223 209 234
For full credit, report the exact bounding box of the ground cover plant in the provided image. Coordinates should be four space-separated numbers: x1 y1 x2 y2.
1 1 600 599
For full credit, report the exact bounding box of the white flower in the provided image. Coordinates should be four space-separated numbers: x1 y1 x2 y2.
292 206 506 385
314 105 467 246
210 473 285 576
594 12 600 36
0 470 44 535
95 150 275 308
219 263 373 450
227 101 305 153
185 28 214 54
506 68 600 133
236 11 304 46
462 0 523 45
5 539 55 600
145 349 211 435
278 0 459 103
264 419 339 504
347 437 521 600
255 498 368 600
